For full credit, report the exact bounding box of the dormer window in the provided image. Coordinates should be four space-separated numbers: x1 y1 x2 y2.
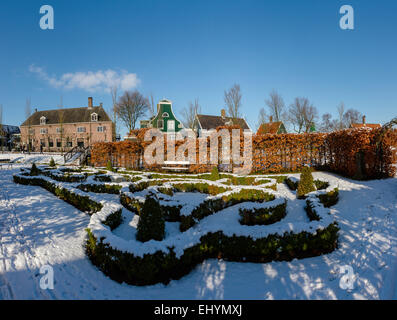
91 113 98 122
162 112 169 118
40 116 46 125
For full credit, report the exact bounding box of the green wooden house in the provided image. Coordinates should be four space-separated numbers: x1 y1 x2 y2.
140 99 183 133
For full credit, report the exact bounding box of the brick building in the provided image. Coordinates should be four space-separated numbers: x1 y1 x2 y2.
20 97 113 152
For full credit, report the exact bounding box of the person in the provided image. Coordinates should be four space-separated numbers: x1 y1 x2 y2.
40 144 43 154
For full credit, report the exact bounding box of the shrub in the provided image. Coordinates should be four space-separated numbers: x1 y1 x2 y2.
285 177 298 191
297 167 315 199
210 166 220 180
319 188 339 208
136 194 165 242
239 201 287 225
30 163 40 176
106 160 114 172
314 180 330 190
49 157 56 167
172 182 230 196
85 223 339 286
77 183 122 194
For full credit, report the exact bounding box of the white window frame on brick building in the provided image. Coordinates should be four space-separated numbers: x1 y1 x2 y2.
77 127 86 133
91 113 98 122
40 116 46 125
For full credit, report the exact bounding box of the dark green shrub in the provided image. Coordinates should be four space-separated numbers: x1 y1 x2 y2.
102 209 123 230
172 182 230 195
285 177 298 191
314 180 330 190
179 189 275 231
30 163 40 176
94 174 112 182
85 222 339 286
136 194 165 242
239 201 287 225
319 188 339 208
297 167 315 199
77 183 122 194
49 157 56 167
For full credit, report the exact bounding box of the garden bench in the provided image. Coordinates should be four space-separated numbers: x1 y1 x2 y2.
161 160 190 172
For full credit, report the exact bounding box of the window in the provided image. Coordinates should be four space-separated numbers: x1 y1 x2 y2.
162 112 169 118
97 126 106 132
56 139 62 148
157 120 164 129
66 141 72 148
167 120 175 131
48 139 54 148
40 128 48 134
56 127 63 133
91 113 98 122
77 127 86 133
40 139 45 147
29 129 35 135
40 116 46 125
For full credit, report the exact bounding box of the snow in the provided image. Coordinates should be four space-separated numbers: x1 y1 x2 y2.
1 165 397 299
0 153 65 165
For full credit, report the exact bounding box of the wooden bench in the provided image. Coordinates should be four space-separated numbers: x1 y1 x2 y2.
161 161 190 172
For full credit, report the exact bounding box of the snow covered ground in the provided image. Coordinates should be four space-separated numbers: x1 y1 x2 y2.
0 153 64 165
1 166 397 299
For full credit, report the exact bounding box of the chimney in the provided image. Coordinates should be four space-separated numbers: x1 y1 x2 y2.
269 116 273 123
88 97 93 109
221 109 226 118
99 102 103 108
35 108 38 113
363 115 366 124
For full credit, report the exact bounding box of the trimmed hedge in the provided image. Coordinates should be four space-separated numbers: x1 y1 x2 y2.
85 222 339 286
13 174 102 214
172 182 230 196
77 183 122 194
14 169 339 287
285 177 298 191
239 201 287 226
319 188 339 208
179 189 275 232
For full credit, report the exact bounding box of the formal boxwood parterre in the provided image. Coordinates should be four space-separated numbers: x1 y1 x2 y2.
13 166 340 287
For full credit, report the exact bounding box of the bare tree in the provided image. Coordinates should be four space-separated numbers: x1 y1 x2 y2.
336 102 345 130
224 84 242 122
319 113 336 132
343 108 363 127
265 90 285 122
111 86 119 141
181 98 201 129
115 90 149 132
148 93 156 118
25 98 32 152
287 97 318 133
320 105 363 132
257 107 268 129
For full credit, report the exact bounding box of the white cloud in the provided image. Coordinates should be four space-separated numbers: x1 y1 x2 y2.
29 65 140 93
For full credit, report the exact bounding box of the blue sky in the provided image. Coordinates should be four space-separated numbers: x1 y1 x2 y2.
0 0 396 138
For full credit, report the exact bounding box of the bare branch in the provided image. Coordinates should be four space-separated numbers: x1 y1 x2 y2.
224 84 242 122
